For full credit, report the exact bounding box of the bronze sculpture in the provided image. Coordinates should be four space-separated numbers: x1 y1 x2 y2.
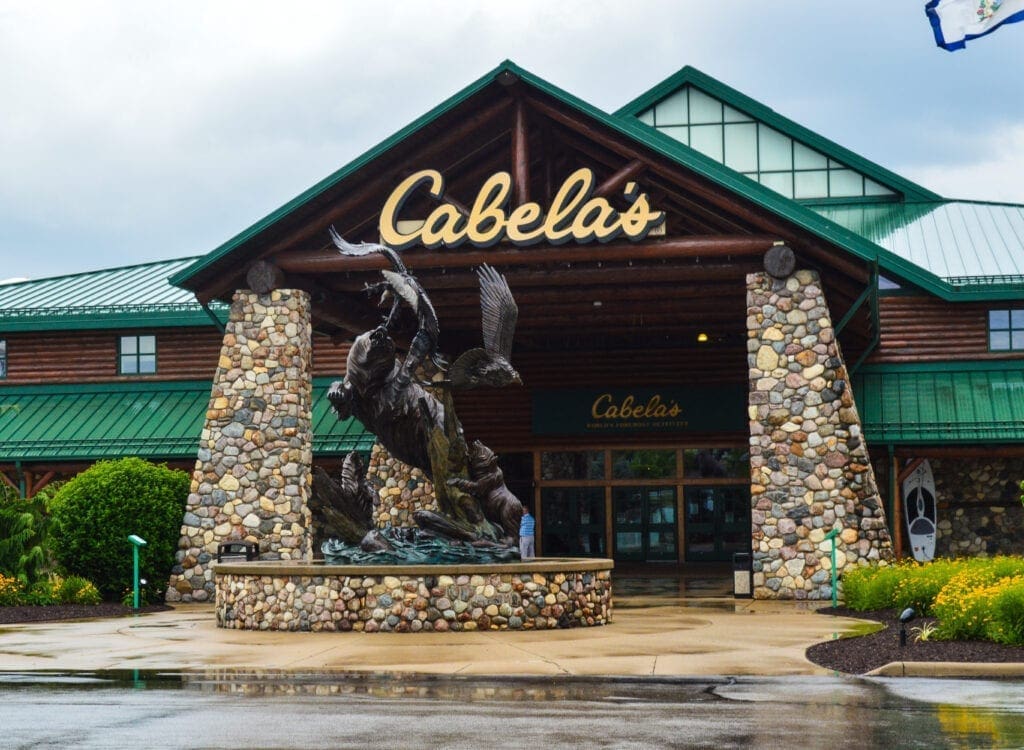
320 234 524 561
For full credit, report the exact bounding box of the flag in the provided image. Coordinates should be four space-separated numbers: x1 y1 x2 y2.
926 0 1024 50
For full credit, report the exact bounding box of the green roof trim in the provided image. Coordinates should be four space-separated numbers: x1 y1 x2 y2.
170 60 1021 303
615 65 941 203
0 378 373 462
0 305 227 332
853 362 1024 443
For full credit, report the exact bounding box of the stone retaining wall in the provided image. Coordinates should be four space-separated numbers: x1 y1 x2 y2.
747 270 893 600
932 458 1024 557
214 562 612 632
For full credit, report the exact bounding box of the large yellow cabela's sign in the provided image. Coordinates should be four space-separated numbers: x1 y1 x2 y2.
379 167 664 250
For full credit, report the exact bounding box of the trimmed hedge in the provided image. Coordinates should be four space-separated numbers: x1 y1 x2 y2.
49 458 189 599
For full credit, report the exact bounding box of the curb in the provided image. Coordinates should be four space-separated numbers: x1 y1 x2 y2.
867 661 1024 678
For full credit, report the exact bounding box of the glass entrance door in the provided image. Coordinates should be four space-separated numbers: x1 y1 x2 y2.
612 487 678 562
540 487 606 557
684 485 750 561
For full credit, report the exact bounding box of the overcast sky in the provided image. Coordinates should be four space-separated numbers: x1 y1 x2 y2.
2 1 1022 282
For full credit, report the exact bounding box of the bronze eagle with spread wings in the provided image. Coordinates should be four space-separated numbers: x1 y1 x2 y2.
434 264 521 389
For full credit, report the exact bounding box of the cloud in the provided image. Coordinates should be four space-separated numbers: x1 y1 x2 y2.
902 123 1024 204
2 2 1023 280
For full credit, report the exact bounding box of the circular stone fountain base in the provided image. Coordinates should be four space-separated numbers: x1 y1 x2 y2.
214 559 613 632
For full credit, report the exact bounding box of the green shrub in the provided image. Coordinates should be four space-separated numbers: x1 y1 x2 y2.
841 563 905 611
0 573 102 606
0 574 24 606
49 457 188 599
0 496 51 585
989 579 1024 646
890 558 964 616
932 558 1024 640
52 575 102 605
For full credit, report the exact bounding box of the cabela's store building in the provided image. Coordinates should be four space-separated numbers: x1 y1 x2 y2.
2 61 1023 600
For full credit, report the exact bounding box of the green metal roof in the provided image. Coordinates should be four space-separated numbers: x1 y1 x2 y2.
0 258 228 331
615 65 941 203
171 60 1022 303
813 200 1024 291
854 361 1024 444
0 379 373 462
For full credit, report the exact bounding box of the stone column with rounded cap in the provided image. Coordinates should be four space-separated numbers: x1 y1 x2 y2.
166 289 313 603
747 270 893 600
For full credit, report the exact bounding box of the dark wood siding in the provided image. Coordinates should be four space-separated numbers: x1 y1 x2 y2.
312 341 350 377
2 328 223 384
870 296 1024 364
1 327 353 384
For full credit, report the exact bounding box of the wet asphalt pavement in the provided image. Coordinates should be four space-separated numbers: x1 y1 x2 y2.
2 671 1024 749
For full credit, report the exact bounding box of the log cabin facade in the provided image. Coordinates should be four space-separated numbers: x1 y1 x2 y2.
2 61 1023 593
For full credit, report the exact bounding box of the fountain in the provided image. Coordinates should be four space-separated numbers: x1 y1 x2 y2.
213 235 613 631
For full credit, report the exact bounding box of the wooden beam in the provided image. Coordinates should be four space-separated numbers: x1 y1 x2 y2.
275 235 777 275
27 470 55 498
326 261 758 293
891 453 904 559
595 159 645 198
0 470 17 492
512 98 529 205
897 457 927 485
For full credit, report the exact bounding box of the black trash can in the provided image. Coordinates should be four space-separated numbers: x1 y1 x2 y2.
216 541 258 563
733 552 752 598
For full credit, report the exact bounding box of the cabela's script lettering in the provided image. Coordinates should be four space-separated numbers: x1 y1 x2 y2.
379 168 664 250
591 393 682 421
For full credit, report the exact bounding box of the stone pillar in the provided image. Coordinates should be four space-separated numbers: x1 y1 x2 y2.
747 270 893 600
367 444 437 528
167 289 313 603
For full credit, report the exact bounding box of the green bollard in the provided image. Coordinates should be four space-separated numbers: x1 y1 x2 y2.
824 527 840 609
127 534 147 610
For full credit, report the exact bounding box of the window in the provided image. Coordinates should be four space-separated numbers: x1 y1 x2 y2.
0 339 6 378
639 85 896 202
989 310 1024 351
119 335 156 374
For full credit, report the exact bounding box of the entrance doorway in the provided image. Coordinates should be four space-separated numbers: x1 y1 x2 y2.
533 446 750 563
540 487 607 557
612 487 677 561
684 486 750 561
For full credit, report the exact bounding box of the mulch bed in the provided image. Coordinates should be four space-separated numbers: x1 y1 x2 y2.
807 607 1024 674
0 603 172 625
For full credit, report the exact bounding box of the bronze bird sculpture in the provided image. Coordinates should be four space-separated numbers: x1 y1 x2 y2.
433 264 521 389
329 227 443 371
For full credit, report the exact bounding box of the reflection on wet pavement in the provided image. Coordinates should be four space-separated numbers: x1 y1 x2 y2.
3 672 1024 748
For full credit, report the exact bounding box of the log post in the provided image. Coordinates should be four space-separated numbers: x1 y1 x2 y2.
512 98 529 206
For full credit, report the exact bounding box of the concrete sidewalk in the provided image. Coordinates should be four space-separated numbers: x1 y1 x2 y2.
0 597 862 677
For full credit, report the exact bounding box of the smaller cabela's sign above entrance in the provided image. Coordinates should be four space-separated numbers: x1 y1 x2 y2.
532 386 747 435
379 167 665 251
